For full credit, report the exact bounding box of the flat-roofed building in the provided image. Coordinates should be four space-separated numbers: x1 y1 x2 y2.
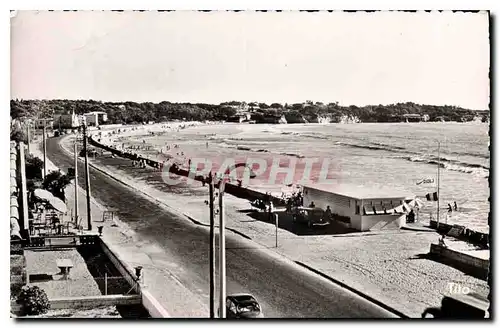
83 111 108 127
301 184 414 231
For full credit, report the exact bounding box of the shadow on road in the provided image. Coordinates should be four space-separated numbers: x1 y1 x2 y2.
244 210 357 236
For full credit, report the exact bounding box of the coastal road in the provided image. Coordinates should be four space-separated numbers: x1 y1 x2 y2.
46 136 398 318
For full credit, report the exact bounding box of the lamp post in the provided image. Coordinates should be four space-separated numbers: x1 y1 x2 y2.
74 140 79 226
82 124 92 231
436 141 441 229
208 172 215 318
218 178 226 319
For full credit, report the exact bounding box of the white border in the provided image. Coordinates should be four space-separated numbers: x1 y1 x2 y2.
2 1 496 327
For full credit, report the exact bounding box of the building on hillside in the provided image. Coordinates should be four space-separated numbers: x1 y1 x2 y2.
53 111 80 129
227 113 252 123
402 114 422 122
83 112 108 127
301 184 413 231
248 103 259 111
33 118 54 129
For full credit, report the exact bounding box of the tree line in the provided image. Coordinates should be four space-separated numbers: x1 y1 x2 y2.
10 99 487 124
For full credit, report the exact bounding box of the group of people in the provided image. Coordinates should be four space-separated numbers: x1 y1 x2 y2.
447 201 458 213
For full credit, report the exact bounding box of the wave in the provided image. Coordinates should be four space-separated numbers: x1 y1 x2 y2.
447 150 490 160
280 152 305 159
370 141 406 150
337 141 409 154
301 134 330 140
401 155 489 177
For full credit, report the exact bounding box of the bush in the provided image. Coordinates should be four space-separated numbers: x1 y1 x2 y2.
25 154 44 180
43 170 72 202
16 285 50 315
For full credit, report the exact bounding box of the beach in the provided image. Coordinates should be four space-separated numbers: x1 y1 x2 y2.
99 122 490 233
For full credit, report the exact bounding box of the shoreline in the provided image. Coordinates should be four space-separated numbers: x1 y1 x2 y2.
74 129 489 317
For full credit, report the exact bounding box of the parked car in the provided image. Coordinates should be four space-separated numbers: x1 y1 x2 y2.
292 207 330 228
220 294 264 318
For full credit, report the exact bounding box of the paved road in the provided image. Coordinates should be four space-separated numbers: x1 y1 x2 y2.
46 136 398 318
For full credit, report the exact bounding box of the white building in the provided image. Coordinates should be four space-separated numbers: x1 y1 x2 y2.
83 111 108 127
302 184 413 231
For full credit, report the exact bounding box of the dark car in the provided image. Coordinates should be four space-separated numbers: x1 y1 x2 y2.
292 207 331 228
221 294 264 318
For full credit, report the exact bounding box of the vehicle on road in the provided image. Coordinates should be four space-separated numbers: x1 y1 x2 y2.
292 206 331 228
220 294 264 319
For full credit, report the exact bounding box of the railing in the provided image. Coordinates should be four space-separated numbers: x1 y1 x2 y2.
429 220 489 249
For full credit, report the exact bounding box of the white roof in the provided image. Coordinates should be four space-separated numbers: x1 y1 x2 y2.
84 111 107 115
301 183 413 200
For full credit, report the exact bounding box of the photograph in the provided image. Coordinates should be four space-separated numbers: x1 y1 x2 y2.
9 10 490 319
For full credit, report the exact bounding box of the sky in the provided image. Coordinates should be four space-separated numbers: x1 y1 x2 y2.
10 11 490 110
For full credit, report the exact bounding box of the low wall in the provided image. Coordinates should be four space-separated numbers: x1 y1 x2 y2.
49 295 141 310
430 243 489 279
97 237 171 318
98 238 141 295
88 135 282 205
141 290 170 318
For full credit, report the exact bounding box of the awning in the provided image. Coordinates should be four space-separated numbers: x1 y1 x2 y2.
385 207 395 214
363 206 375 215
407 198 424 208
391 203 410 214
373 204 385 215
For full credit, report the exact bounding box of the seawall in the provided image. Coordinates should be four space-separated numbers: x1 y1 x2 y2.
87 135 284 205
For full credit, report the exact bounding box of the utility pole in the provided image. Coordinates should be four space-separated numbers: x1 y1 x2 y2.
26 122 31 154
42 121 47 179
74 140 79 226
275 212 279 248
436 141 441 229
83 124 92 231
208 172 215 318
218 179 226 319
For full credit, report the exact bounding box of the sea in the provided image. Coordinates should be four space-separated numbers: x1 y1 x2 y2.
135 122 490 233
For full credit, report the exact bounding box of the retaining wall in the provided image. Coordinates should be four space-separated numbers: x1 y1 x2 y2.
141 290 171 318
97 237 170 317
98 238 141 295
49 295 142 310
88 135 283 205
430 243 489 279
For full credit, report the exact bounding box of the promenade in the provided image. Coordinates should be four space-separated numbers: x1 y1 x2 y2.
30 140 208 317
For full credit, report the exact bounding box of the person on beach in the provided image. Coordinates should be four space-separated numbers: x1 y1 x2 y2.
407 209 415 223
324 206 332 221
448 204 453 213
454 201 458 211
309 201 315 208
438 234 447 247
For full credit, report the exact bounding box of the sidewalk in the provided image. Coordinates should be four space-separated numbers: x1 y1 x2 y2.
31 140 209 318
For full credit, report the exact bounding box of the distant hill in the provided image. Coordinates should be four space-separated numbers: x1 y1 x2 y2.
10 99 487 124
